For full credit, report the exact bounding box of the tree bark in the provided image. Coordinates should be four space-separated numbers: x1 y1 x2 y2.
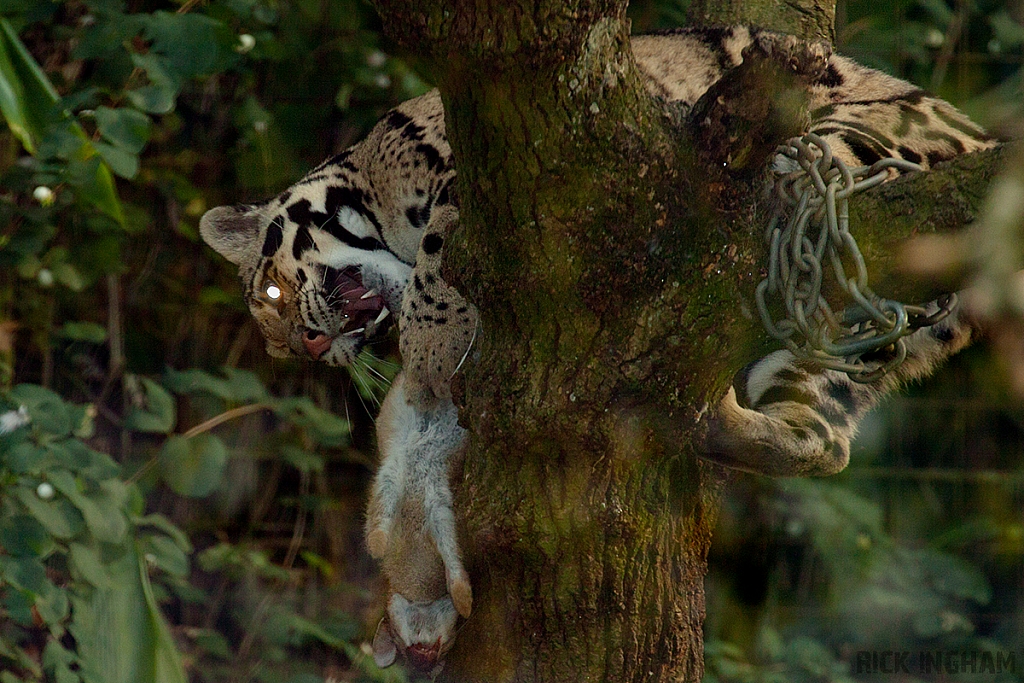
688 0 836 45
369 1 1005 681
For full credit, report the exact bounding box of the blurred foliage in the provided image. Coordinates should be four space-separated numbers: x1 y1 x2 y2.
0 0 1021 682
0 0 416 680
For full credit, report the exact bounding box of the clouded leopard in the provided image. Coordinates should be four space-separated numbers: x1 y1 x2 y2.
200 24 996 672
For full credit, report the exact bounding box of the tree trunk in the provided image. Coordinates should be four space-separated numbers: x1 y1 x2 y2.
369 1 1005 680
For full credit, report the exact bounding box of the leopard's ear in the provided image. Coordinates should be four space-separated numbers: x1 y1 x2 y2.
200 205 264 266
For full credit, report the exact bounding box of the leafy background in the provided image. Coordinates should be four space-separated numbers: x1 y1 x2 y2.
0 0 1021 682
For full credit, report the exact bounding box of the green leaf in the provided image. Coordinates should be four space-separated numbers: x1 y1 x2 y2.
49 469 128 544
94 106 151 154
12 484 85 539
34 578 69 626
0 20 125 226
158 433 227 498
919 548 992 603
124 377 176 434
10 383 72 437
141 534 189 578
190 629 231 660
137 546 189 683
1 555 48 593
127 52 180 114
0 514 54 557
134 514 192 554
70 152 126 226
0 18 60 154
281 445 325 473
93 140 139 179
221 367 272 402
2 585 36 627
70 542 112 589
140 12 239 78
60 322 108 343
63 439 121 482
163 367 268 403
4 442 47 473
273 397 350 447
43 641 80 683
69 546 187 683
51 260 88 291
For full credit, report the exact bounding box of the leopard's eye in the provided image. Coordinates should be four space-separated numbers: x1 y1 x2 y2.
265 282 282 301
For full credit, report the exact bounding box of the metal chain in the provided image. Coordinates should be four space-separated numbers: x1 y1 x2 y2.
756 133 957 382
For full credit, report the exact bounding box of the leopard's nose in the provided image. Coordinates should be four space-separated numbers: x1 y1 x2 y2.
302 330 334 360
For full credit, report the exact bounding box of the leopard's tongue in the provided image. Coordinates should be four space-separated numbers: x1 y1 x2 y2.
340 285 389 336
342 286 384 312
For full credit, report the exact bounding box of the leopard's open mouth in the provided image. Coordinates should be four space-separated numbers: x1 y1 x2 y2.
328 265 392 340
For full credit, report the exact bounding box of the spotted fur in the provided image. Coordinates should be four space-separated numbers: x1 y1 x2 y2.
200 24 997 669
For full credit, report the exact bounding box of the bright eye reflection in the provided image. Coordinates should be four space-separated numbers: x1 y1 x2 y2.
265 284 282 300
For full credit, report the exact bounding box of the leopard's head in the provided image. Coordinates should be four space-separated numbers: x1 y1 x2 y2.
200 179 414 367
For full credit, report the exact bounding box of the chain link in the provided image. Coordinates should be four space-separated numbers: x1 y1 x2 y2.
756 133 956 382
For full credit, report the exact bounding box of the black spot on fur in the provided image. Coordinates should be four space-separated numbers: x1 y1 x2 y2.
435 302 448 311
262 217 284 257
776 369 807 383
405 205 428 229
415 144 448 174
292 225 316 259
923 130 966 156
932 325 956 343
436 179 454 207
435 317 447 325
689 26 735 70
894 103 929 137
413 275 424 291
400 121 426 142
926 150 948 167
757 386 817 408
423 234 444 255
732 364 755 408
903 90 925 105
818 63 844 88
385 110 413 130
787 419 831 442
422 294 435 305
843 134 884 166
296 268 308 285
456 306 468 314
311 150 351 174
813 127 891 164
278 191 292 205
286 200 318 229
810 104 835 120
425 274 436 285
898 146 922 164
826 380 860 414
287 190 386 252
832 119 896 150
324 186 384 234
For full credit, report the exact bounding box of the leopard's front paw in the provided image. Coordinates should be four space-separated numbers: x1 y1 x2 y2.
750 31 831 78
